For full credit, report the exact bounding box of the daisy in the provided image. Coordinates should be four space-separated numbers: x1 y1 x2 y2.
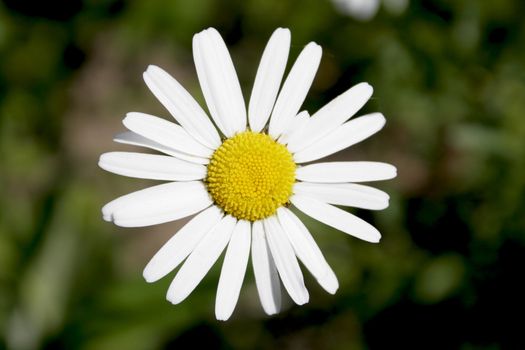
331 0 409 21
99 27 396 320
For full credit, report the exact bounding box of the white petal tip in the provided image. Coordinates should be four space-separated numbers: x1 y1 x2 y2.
370 112 386 125
362 228 382 243
276 27 291 38
142 269 158 283
378 202 389 211
166 294 180 305
355 82 374 95
295 295 310 306
143 277 156 284
122 114 132 126
370 235 381 243
306 41 321 49
215 311 233 322
125 111 134 117
196 27 216 37
97 155 109 171
307 43 322 57
101 207 113 222
143 65 165 81
389 165 398 178
373 163 397 181
319 272 339 295
326 286 339 295
145 64 159 72
290 289 310 305
263 308 280 316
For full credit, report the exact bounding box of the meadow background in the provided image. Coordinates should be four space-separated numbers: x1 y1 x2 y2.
1 0 524 349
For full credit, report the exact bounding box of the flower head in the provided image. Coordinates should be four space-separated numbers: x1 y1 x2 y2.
331 0 409 21
99 27 396 320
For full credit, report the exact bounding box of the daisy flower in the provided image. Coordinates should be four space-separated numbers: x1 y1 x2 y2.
99 28 396 320
331 0 409 21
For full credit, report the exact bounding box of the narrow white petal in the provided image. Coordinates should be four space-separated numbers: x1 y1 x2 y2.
269 42 322 139
143 206 223 283
113 131 209 165
167 215 237 304
278 110 309 145
102 181 212 227
193 28 246 137
296 161 397 183
287 83 373 152
294 113 386 163
251 221 281 315
263 216 309 305
291 194 381 243
293 182 389 210
192 34 226 135
98 152 207 181
143 65 221 149
277 207 338 294
215 220 251 321
248 28 291 132
123 112 214 158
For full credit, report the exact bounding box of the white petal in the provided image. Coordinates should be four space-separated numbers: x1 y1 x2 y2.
277 207 338 294
278 110 309 145
268 43 322 139
215 220 251 321
113 131 209 165
287 83 373 152
167 215 237 304
143 206 223 283
102 181 212 227
143 65 221 149
295 161 397 183
291 194 381 243
293 182 389 210
251 221 281 315
98 152 207 181
123 112 214 158
263 216 309 305
248 28 291 132
294 113 386 163
193 28 246 137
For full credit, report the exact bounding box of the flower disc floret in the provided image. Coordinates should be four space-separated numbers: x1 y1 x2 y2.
206 131 296 221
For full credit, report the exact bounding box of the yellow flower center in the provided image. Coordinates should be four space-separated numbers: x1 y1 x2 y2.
206 131 296 221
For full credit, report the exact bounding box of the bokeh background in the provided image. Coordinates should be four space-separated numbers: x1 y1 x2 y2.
1 0 525 349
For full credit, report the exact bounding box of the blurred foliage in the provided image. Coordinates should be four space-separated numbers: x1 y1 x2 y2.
1 0 525 349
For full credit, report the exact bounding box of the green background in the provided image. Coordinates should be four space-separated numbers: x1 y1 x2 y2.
1 0 524 349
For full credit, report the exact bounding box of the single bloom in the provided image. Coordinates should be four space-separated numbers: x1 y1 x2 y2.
331 0 409 21
99 27 397 320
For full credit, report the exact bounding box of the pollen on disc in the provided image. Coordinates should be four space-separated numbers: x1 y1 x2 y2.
206 131 296 221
